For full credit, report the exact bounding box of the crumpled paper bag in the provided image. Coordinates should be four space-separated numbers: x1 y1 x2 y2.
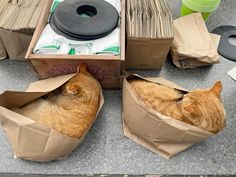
122 74 225 159
171 13 220 69
0 73 104 162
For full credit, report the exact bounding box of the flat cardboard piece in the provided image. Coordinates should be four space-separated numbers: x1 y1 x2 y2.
123 74 215 159
171 13 220 69
0 28 32 60
0 36 6 59
0 73 104 162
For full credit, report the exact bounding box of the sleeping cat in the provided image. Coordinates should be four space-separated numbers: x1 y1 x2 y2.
15 64 100 139
129 79 226 133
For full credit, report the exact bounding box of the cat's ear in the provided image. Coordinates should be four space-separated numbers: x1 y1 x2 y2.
210 81 223 97
79 64 88 74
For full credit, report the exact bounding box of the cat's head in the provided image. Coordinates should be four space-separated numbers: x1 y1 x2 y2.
63 82 81 96
62 64 89 96
181 81 226 133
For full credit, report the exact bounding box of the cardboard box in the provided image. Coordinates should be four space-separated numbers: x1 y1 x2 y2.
126 37 173 70
26 0 126 89
122 74 222 159
0 73 104 162
0 28 32 60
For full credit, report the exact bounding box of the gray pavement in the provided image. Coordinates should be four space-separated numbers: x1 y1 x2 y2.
0 0 236 175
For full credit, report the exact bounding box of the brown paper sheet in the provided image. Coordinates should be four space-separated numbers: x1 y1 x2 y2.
123 74 215 159
171 13 220 69
0 73 104 162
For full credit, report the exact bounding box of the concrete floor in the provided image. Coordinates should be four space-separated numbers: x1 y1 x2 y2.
0 0 236 175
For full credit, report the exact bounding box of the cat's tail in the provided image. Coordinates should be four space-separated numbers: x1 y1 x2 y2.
79 63 97 80
79 63 89 74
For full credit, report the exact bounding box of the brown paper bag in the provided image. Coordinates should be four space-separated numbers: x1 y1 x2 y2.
0 28 32 60
0 36 7 59
171 13 220 69
123 74 217 159
0 73 104 162
126 38 173 70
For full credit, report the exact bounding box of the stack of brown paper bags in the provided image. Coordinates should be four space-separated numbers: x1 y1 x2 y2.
126 0 174 39
0 0 46 60
0 0 45 35
126 0 174 70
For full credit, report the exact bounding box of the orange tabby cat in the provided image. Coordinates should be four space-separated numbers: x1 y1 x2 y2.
129 79 226 133
15 64 100 139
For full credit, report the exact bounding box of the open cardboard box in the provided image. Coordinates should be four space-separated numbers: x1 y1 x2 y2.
122 74 225 159
26 0 126 89
0 73 104 162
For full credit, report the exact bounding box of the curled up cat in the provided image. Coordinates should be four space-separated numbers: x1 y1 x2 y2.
129 79 226 134
14 64 101 139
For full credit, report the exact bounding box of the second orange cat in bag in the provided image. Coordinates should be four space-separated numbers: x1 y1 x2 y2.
129 79 226 134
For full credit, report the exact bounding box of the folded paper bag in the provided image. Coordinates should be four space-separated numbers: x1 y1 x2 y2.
0 73 104 162
122 74 220 159
171 13 220 69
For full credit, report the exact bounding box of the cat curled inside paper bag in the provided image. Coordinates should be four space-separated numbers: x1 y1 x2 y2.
15 64 100 139
130 79 226 133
